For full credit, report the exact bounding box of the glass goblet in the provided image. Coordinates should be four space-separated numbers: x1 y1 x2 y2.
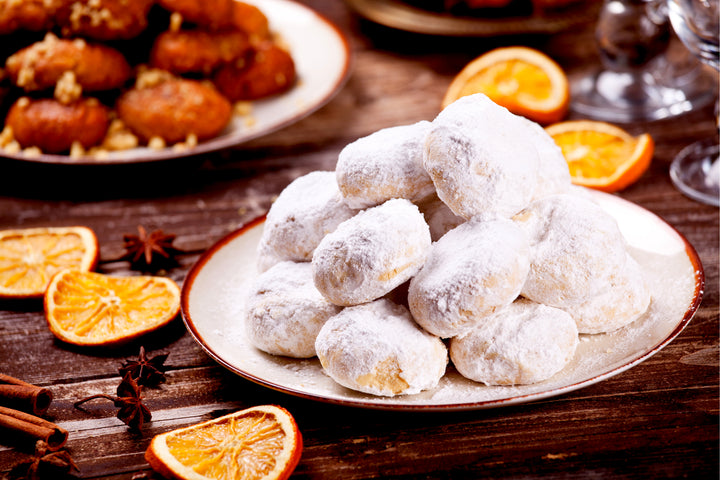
572 0 716 122
667 0 719 206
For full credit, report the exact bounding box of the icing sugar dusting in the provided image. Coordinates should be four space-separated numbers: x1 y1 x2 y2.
312 198 431 306
336 121 435 209
257 171 356 271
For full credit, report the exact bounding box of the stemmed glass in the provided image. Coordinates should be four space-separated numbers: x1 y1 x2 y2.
667 0 719 206
572 0 716 122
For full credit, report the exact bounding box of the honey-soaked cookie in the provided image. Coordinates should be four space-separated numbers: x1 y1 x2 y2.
335 121 435 209
5 34 132 92
213 42 295 101
116 77 231 144
513 193 628 309
150 29 251 75
231 1 270 40
0 0 60 35
6 96 110 153
450 298 578 386
157 0 236 30
424 93 540 219
408 216 530 338
312 198 431 307
257 171 357 272
315 299 447 397
54 0 154 40
245 261 341 358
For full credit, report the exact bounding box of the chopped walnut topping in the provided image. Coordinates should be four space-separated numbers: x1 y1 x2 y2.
169 12 183 32
67 0 124 33
101 119 139 151
72 38 87 49
70 141 86 158
233 101 252 116
55 71 83 104
4 141 21 154
89 147 109 160
148 136 166 150
0 126 14 147
22 146 42 157
10 33 60 90
171 133 197 152
135 67 173 89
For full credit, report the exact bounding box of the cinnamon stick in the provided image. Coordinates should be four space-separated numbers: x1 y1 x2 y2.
0 406 68 450
0 373 53 416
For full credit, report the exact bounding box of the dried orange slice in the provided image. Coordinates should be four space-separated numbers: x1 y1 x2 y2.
546 120 654 193
44 269 180 346
442 46 569 124
145 404 303 480
0 226 98 299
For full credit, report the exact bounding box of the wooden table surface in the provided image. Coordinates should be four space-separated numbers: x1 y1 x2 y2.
1 1 718 478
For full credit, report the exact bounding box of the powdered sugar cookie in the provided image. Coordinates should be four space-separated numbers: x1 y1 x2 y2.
570 254 651 334
518 116 571 200
245 261 341 358
408 217 530 338
312 198 431 306
257 171 356 272
450 298 578 386
336 121 435 209
513 194 628 309
315 299 447 396
424 93 540 219
416 194 465 242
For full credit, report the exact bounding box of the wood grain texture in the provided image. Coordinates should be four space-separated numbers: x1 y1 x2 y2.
0 0 717 478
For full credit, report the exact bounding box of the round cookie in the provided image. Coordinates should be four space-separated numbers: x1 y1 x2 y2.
315 299 448 397
312 198 431 306
569 254 651 334
408 217 530 338
450 299 578 386
335 120 435 209
245 261 341 358
257 171 356 272
513 194 628 309
424 93 540 219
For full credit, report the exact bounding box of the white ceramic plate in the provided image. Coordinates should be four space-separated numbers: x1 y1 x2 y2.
181 191 704 411
0 0 352 166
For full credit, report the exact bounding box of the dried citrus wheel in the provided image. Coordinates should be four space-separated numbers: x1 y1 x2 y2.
545 120 654 193
0 226 98 299
145 405 303 480
44 269 180 346
442 46 569 124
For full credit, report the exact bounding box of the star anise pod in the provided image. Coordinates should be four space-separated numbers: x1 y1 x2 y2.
6 440 78 480
73 374 152 430
121 225 182 271
119 346 169 388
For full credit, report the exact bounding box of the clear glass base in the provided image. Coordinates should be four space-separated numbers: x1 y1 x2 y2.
670 139 720 206
571 59 717 123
